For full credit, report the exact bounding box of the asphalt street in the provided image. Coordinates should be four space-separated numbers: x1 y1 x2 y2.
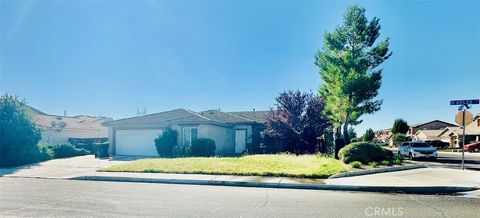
1 177 478 217
390 148 480 170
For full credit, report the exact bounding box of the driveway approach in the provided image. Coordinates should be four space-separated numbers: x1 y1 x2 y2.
0 155 143 179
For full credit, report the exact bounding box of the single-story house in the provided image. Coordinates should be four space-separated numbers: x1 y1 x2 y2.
411 129 445 142
35 114 110 144
102 109 269 156
375 128 392 143
27 105 111 144
437 113 480 147
407 120 458 136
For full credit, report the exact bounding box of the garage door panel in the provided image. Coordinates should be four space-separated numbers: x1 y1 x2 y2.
116 129 162 156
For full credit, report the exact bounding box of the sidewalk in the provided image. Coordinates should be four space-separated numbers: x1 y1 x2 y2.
326 167 480 187
72 169 478 194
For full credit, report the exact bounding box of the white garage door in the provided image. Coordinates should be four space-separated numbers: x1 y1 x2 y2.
115 129 163 156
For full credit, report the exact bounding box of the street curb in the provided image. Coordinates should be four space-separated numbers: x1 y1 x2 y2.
72 175 478 194
328 164 427 179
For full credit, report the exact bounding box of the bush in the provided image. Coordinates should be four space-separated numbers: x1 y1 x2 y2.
191 138 216 157
339 142 393 163
380 160 393 166
392 133 406 146
368 161 378 168
0 94 45 167
50 143 89 159
172 145 192 157
393 155 403 165
154 127 178 157
350 161 362 168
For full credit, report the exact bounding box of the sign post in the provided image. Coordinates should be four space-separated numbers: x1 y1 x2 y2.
450 99 479 170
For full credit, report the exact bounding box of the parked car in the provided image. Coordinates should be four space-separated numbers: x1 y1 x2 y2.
398 141 437 160
464 141 480 153
424 140 449 149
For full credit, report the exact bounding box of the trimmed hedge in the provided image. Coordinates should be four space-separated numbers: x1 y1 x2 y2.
154 127 178 157
339 142 393 164
49 143 89 159
191 138 216 157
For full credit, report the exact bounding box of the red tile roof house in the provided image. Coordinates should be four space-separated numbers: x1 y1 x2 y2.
102 109 269 156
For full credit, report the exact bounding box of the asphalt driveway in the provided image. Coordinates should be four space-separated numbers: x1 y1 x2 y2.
0 155 145 179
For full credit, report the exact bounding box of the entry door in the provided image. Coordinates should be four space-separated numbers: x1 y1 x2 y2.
235 129 247 153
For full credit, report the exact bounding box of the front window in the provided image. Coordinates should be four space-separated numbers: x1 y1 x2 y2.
183 127 198 146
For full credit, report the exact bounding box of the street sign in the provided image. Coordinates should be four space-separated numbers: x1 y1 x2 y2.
455 110 473 126
450 99 479 105
450 99 478 171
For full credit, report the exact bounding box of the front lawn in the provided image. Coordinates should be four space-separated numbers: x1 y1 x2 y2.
101 154 346 178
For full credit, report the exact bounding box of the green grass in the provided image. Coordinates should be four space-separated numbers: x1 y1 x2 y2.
101 154 346 178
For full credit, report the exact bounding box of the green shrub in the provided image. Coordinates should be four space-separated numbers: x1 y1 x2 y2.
392 133 406 146
0 94 45 167
191 138 216 157
368 161 378 168
172 145 192 157
154 127 178 157
350 161 362 168
393 155 403 165
380 160 392 166
339 142 393 163
50 143 89 158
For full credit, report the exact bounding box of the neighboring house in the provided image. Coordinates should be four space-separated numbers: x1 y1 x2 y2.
34 114 110 144
26 105 110 144
102 109 268 156
437 113 480 147
407 120 458 136
412 129 445 142
375 129 392 143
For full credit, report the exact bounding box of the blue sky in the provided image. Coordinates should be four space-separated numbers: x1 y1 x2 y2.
1 0 479 135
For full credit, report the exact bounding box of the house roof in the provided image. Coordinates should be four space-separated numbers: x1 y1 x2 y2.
25 105 48 115
410 120 458 128
229 110 270 123
102 109 271 127
34 114 109 132
438 126 480 137
415 129 443 138
199 110 255 124
102 109 233 127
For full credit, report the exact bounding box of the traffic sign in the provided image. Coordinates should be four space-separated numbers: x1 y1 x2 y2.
450 99 479 105
455 110 474 126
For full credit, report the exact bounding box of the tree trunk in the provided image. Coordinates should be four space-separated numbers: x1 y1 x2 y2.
343 114 350 145
333 127 344 159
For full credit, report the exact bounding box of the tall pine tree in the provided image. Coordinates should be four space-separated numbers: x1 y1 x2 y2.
315 5 391 156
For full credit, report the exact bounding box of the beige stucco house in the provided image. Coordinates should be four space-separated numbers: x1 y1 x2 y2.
102 109 268 156
437 113 480 147
412 129 445 142
34 115 110 144
407 120 458 137
27 105 110 144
